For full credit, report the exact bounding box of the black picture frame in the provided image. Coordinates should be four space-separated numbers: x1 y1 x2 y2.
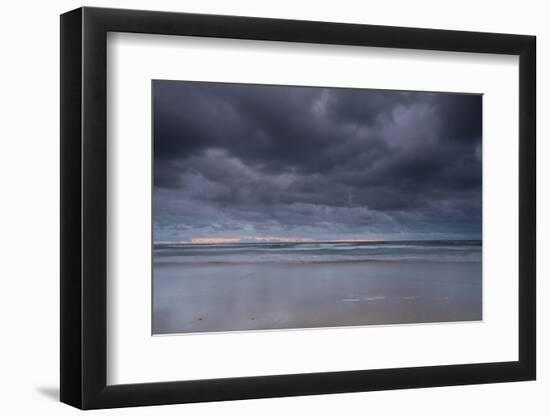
60 6 536 410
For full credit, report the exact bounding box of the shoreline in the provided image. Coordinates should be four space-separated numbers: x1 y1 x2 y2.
154 259 482 266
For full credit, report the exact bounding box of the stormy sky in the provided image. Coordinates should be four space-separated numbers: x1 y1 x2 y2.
153 80 482 242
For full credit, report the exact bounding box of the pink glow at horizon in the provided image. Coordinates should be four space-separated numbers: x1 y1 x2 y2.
190 237 241 244
253 236 315 243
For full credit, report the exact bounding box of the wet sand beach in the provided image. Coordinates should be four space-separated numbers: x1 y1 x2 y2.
153 260 482 334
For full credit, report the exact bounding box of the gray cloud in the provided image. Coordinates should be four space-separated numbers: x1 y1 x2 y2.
153 80 481 241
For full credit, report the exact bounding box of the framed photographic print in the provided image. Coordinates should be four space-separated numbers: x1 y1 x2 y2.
60 6 536 409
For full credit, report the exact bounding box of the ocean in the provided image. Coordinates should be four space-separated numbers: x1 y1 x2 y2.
154 240 482 264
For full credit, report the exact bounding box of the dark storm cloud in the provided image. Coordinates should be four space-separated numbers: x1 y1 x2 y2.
153 80 482 241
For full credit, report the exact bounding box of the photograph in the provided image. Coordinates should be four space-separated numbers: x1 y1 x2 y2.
152 80 483 335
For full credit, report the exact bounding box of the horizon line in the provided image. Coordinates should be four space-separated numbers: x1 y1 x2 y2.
153 237 481 245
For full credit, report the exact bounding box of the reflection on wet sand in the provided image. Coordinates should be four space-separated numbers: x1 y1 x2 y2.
153 260 481 334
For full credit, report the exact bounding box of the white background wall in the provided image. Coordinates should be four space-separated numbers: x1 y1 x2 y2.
0 0 545 415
